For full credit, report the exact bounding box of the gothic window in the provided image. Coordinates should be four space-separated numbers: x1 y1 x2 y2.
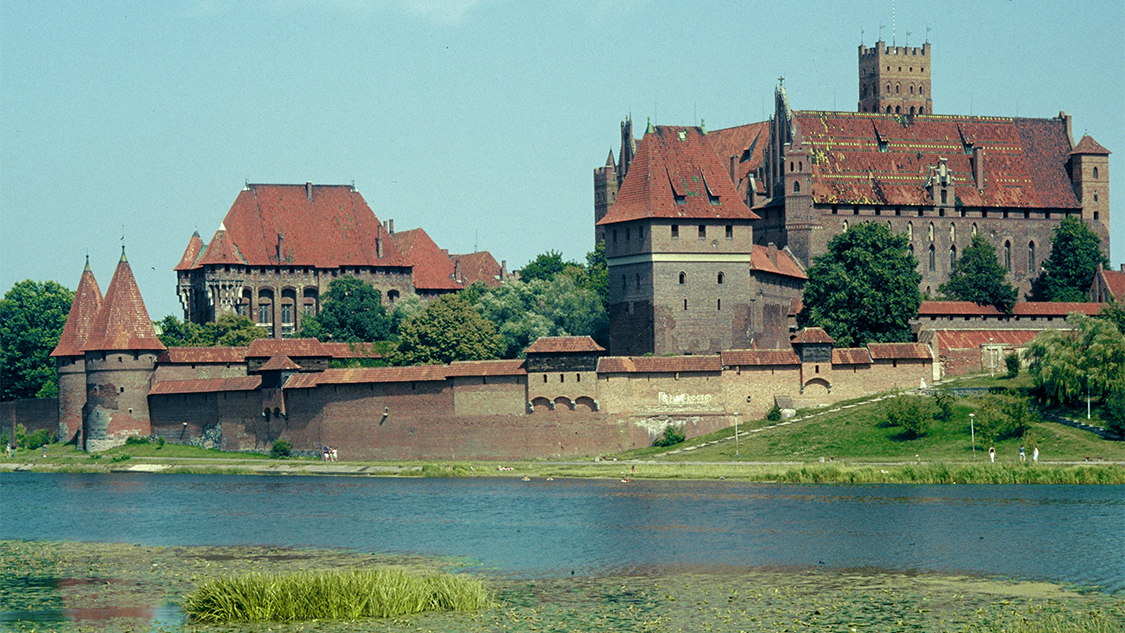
895 106 901 114
793 181 800 193
972 223 978 237
928 222 934 241
717 272 725 284
843 220 849 232
907 222 913 240
679 272 686 284
281 304 293 325
950 246 957 268
790 162 794 172
895 84 900 94
1093 167 1099 179
798 161 803 171
1004 241 1012 270
910 106 916 115
258 304 270 324
1094 191 1099 202
950 223 955 242
928 245 935 271
910 85 915 95
1028 241 1036 272
918 107 924 114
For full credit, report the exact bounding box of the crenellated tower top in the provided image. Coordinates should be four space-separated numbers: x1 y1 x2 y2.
858 40 933 115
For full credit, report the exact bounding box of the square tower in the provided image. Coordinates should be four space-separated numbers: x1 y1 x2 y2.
858 40 933 115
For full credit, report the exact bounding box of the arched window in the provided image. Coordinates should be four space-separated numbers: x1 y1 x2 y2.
1093 167 1099 179
886 105 893 113
1004 241 1011 270
949 223 955 242
886 83 891 93
928 222 934 241
1028 241 1036 272
678 272 686 285
910 106 916 115
793 181 800 193
928 245 935 271
910 85 915 95
798 161 803 171
895 106 901 114
717 272 724 284
895 84 900 94
907 222 913 240
918 107 924 114
790 162 794 172
950 245 957 268
1094 191 1099 202
843 220 849 232
971 223 978 237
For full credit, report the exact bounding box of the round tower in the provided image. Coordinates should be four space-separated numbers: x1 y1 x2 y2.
81 248 165 451
50 256 103 444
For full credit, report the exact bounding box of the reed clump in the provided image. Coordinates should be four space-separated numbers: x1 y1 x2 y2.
184 567 492 623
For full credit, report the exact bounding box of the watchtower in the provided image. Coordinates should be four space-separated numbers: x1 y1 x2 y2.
50 257 103 444
858 40 933 115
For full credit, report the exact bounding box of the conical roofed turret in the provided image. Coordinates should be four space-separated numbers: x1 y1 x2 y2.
51 257 104 357
82 249 165 352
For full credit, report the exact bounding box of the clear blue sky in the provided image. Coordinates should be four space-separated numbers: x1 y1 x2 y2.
3 0 1122 319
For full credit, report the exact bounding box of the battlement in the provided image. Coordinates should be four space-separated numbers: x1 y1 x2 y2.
859 41 930 59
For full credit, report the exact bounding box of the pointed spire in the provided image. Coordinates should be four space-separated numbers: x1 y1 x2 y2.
175 231 207 271
82 255 165 352
51 259 104 357
120 245 128 263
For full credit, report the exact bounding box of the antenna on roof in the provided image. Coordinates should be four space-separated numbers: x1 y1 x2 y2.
926 26 932 43
860 28 864 45
906 31 911 47
474 229 478 252
892 0 896 45
879 24 885 41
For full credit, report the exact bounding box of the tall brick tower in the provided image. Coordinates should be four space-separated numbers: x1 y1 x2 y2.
858 40 932 115
81 248 165 451
50 257 103 444
1069 134 1112 231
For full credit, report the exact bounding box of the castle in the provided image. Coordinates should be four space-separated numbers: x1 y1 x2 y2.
595 40 1111 356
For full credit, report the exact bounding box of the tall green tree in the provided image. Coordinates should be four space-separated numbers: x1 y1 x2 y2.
585 241 608 307
157 314 266 347
1095 299 1125 336
939 235 1018 313
1033 217 1109 302
299 276 393 342
1 280 74 400
518 250 579 283
391 295 503 365
1025 314 1125 406
797 223 922 347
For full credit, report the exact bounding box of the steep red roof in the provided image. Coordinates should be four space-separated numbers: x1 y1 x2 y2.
149 376 261 395
706 121 771 198
210 184 409 268
832 348 873 365
82 252 165 352
749 244 807 279
791 327 834 344
933 330 1038 351
285 365 448 389
196 226 245 266
793 112 1081 210
174 231 205 271
1070 134 1110 155
451 251 504 288
259 355 302 371
1092 266 1125 302
247 338 330 358
51 259 104 357
598 126 760 225
524 336 605 354
867 342 932 360
597 355 722 373
391 228 461 291
720 349 800 366
445 359 527 376
156 347 248 364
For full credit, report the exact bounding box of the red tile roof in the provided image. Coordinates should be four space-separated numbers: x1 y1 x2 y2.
832 348 873 365
1093 267 1125 302
524 336 605 354
597 355 723 373
51 260 103 357
82 253 165 352
247 338 331 358
321 342 383 359
156 347 248 364
793 112 1081 210
788 298 803 317
750 244 807 279
285 365 449 389
706 121 771 198
150 376 261 395
720 349 800 366
174 231 205 271
196 226 245 266
918 301 1102 317
445 359 527 376
451 251 504 288
259 355 302 371
391 228 461 291
933 330 1038 351
791 327 834 344
867 342 932 360
1070 134 1110 155
1012 302 1101 317
206 184 409 269
598 126 760 225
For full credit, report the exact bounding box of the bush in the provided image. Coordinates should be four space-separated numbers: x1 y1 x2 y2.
125 435 151 445
932 386 955 421
1004 352 1020 378
653 424 685 447
1104 389 1125 439
269 439 292 459
156 435 166 449
884 395 935 438
975 394 1037 443
15 423 54 450
766 404 782 422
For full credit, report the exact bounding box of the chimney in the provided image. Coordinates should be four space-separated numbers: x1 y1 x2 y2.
454 259 462 284
767 242 778 266
729 155 737 185
501 260 507 279
388 219 394 234
277 232 284 262
972 146 985 189
376 237 383 259
1060 111 1073 146
305 182 313 201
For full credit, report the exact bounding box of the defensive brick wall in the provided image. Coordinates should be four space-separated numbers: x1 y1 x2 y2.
1 398 59 444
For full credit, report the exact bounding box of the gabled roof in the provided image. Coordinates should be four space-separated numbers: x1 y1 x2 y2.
1070 134 1110 155
149 376 261 395
598 126 760 225
82 252 165 352
174 231 205 271
247 338 331 358
451 251 504 288
792 112 1081 210
749 244 807 279
706 121 770 197
524 336 605 355
597 355 723 374
259 355 302 371
1092 266 1125 302
391 228 461 291
196 226 245 266
832 348 872 365
51 259 103 357
720 349 800 366
208 184 409 268
445 359 527 376
791 327 834 344
918 300 1102 317
156 347 248 364
867 342 932 360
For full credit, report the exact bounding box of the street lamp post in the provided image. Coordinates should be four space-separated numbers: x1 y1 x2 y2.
969 413 976 457
734 413 739 458
1087 373 1091 420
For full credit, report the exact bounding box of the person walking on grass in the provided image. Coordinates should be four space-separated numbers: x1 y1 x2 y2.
989 445 995 463
1033 446 1039 463
1019 445 1025 462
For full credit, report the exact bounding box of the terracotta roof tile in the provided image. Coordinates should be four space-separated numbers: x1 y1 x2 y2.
832 348 872 365
156 347 248 364
918 301 1101 317
51 260 103 357
791 327 834 344
524 336 605 354
450 251 504 288
174 231 205 271
720 349 800 366
1012 302 1100 317
445 359 527 376
196 227 245 266
82 253 165 352
259 355 302 371
788 298 804 317
149 376 261 395
391 228 461 291
706 121 770 199
598 126 760 225
285 365 449 389
247 338 331 358
933 330 1038 351
1070 134 1110 155
867 342 932 360
321 342 383 359
597 355 722 373
209 184 409 269
1095 268 1125 301
750 245 807 279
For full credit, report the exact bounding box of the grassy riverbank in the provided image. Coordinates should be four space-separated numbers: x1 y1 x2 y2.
1 541 1121 632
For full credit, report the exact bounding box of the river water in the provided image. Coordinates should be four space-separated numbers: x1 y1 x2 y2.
1 472 1122 592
